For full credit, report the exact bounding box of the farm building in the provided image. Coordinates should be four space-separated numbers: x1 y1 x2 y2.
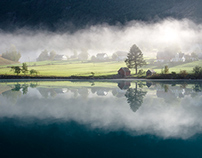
118 67 131 77
118 81 131 90
146 69 156 77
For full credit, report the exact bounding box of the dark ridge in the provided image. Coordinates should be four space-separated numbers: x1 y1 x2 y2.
0 0 202 32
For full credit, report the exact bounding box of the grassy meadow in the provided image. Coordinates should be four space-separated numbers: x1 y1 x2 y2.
0 59 202 77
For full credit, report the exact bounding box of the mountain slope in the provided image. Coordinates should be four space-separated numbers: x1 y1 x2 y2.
0 0 202 31
0 56 18 65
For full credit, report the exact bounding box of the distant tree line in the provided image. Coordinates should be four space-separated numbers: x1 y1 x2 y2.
37 50 57 61
2 45 21 62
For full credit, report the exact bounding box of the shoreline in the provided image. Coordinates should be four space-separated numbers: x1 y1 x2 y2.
0 75 202 82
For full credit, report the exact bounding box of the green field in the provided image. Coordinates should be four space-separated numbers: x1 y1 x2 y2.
0 60 202 77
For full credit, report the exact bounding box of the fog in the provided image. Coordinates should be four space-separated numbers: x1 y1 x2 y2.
1 18 202 62
0 81 202 139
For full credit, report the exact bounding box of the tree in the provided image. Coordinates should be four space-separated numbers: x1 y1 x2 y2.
2 45 21 62
49 50 57 60
125 44 146 74
193 66 202 78
164 65 169 74
11 66 21 75
125 82 147 112
30 69 39 76
37 50 49 61
22 63 28 75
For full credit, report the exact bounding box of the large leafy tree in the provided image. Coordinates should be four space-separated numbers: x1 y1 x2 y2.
125 44 146 74
22 63 28 75
11 66 21 75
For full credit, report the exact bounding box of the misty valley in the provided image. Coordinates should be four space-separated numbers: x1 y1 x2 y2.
0 80 202 157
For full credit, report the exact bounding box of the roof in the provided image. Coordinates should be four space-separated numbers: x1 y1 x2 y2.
147 69 156 73
119 67 130 72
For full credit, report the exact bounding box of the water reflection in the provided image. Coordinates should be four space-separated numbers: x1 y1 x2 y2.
0 80 202 139
125 82 147 112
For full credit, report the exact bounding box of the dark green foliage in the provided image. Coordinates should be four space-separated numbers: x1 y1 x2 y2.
30 69 39 76
2 46 21 62
125 44 146 74
193 83 202 92
22 63 28 75
193 66 202 78
171 71 176 75
12 84 21 91
11 66 21 75
179 70 188 78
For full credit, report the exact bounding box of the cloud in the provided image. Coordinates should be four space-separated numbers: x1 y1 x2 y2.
0 82 202 139
0 18 202 62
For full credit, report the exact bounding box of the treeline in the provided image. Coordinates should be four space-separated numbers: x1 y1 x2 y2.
2 45 21 62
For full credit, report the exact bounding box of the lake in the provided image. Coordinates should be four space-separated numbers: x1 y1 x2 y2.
0 80 202 158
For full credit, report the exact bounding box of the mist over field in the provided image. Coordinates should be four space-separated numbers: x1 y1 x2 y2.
1 18 202 62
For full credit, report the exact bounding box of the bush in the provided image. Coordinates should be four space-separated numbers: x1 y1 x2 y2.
179 70 188 78
193 66 202 78
138 69 145 75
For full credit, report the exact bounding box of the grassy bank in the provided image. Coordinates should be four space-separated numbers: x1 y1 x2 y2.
0 60 202 78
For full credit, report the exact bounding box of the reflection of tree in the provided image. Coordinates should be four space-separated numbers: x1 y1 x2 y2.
12 84 21 91
118 81 131 90
30 83 38 88
125 83 147 112
164 84 169 92
193 83 202 92
11 84 29 95
22 84 28 94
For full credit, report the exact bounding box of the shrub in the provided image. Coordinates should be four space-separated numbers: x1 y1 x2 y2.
179 70 188 78
138 69 145 75
193 66 202 78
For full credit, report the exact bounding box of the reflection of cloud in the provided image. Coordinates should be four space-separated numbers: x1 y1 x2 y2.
0 82 202 139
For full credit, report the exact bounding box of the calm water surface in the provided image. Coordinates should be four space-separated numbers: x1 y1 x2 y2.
0 80 202 158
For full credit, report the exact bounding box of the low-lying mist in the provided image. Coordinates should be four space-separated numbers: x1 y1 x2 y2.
1 18 202 62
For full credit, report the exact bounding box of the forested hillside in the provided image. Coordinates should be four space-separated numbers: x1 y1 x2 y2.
0 0 202 31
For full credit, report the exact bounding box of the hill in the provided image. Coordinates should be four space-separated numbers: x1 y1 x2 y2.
0 0 202 31
0 56 18 65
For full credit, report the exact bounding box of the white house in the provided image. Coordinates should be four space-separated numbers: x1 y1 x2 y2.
170 53 185 62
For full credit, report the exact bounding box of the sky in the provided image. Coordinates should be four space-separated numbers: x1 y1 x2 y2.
0 18 202 62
